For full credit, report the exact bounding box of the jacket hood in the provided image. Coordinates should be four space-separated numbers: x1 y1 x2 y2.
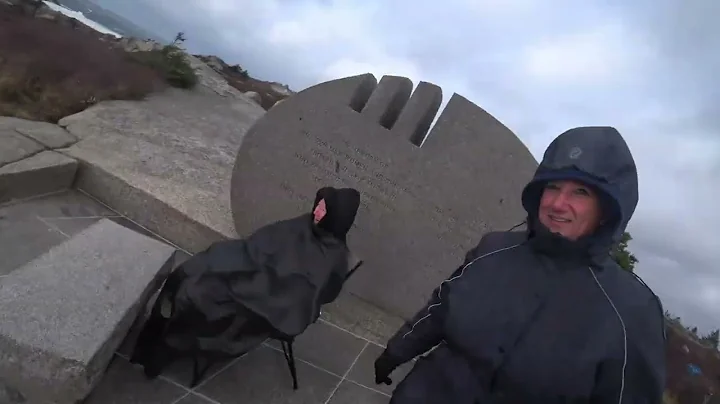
521 126 639 255
313 186 361 242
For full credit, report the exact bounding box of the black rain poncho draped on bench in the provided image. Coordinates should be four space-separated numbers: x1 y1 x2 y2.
130 187 361 386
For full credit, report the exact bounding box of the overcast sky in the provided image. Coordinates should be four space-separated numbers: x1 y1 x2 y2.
87 0 719 332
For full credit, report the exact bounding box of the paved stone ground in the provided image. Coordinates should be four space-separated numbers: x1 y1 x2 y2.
0 190 413 404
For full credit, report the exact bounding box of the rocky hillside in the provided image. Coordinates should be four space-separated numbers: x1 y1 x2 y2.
0 0 294 122
118 37 295 110
194 54 294 110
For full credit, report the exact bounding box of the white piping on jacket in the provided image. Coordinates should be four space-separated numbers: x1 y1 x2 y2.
401 244 522 339
588 267 627 404
399 244 628 404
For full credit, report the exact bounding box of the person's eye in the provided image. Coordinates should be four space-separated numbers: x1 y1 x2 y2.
574 188 590 196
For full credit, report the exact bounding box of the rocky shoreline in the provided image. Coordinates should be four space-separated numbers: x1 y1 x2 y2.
1 0 295 111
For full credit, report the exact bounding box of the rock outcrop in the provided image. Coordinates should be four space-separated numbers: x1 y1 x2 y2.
117 36 163 52
194 54 295 110
0 117 79 204
2 1 296 112
57 87 265 252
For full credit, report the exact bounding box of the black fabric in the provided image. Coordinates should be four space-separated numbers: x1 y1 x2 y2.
374 351 397 385
380 127 666 404
313 187 361 243
526 219 595 264
130 186 360 382
130 266 274 386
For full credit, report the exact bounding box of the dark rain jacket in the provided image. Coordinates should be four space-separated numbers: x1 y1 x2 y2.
133 187 361 361
382 127 666 404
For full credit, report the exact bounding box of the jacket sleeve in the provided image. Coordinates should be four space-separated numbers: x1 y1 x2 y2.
382 239 486 366
591 295 667 404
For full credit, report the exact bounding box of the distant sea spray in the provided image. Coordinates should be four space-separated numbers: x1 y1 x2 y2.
43 1 123 38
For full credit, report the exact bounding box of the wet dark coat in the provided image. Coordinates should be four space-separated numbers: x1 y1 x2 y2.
131 187 360 371
382 127 666 403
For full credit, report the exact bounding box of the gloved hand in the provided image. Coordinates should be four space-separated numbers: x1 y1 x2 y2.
374 351 399 385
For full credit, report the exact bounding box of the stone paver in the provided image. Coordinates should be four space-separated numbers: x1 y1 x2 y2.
43 215 170 244
82 357 187 404
0 209 67 276
0 129 44 166
0 117 81 204
107 326 396 404
3 191 404 403
196 346 340 404
346 341 414 397
265 321 368 376
0 189 119 218
0 116 79 165
327 381 390 404
13 121 77 149
0 150 78 204
0 190 120 276
174 393 218 404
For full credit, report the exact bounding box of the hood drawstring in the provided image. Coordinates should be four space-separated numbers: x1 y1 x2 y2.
506 220 527 232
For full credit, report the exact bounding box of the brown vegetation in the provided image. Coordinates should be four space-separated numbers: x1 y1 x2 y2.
0 4 166 122
0 1 291 124
665 323 720 403
195 55 293 110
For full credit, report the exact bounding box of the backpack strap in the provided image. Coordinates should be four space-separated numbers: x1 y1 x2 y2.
345 252 364 281
280 337 299 390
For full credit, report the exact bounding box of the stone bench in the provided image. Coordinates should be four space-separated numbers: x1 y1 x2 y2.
0 218 176 404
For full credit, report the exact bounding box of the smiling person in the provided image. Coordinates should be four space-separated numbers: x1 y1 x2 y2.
374 127 667 403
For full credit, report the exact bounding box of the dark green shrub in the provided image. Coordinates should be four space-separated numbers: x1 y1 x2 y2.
127 44 198 89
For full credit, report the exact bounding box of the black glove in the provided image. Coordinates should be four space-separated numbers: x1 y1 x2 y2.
374 351 399 385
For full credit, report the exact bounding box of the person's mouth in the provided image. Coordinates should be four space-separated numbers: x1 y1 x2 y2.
549 215 571 223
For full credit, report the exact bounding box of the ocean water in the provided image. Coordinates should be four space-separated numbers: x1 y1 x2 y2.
42 0 122 38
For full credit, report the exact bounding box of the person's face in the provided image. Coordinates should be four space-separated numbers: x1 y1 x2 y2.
313 198 327 224
538 180 602 240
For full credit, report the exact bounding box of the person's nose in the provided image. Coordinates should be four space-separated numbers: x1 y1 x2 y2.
549 191 570 210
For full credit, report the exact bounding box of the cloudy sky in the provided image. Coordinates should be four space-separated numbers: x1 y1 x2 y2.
86 0 718 331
